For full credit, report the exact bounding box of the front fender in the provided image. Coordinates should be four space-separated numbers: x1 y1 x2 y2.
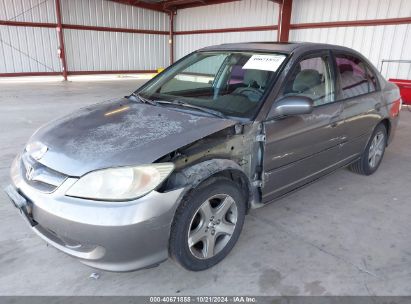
180 159 247 187
166 158 259 210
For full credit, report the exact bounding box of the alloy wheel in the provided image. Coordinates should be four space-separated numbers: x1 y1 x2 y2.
368 131 385 168
188 194 238 259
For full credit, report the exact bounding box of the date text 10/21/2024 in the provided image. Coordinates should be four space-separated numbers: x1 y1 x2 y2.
149 296 257 303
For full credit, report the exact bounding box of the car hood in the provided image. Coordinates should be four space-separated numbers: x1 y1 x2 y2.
28 98 237 176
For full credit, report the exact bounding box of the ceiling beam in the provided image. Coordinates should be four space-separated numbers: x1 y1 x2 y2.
110 0 250 12
163 0 204 10
175 0 241 9
110 0 166 12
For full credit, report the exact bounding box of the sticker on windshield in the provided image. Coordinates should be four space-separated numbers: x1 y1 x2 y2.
242 54 286 72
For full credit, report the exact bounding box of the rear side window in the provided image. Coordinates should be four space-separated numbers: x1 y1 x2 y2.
335 54 377 99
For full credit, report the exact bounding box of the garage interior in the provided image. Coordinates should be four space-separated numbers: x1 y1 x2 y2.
1 0 411 296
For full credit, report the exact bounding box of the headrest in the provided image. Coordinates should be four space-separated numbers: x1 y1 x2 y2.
339 64 353 74
243 70 269 88
293 69 321 92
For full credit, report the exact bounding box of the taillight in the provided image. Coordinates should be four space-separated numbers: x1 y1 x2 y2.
390 98 401 117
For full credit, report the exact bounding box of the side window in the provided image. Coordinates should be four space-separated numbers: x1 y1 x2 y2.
281 55 334 106
335 54 376 99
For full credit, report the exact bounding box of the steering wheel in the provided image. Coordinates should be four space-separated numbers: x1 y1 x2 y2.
232 87 264 101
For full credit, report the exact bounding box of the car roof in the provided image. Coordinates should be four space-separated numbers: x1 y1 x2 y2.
199 42 352 54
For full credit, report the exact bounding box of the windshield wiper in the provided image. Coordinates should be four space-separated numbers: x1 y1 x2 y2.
154 99 227 119
129 92 157 106
129 93 226 118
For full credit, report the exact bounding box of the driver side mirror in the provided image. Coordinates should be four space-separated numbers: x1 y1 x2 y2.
268 96 314 119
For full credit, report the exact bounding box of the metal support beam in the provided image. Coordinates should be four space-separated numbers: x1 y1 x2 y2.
169 11 175 65
277 0 292 42
55 0 68 80
290 17 411 29
63 24 168 35
0 20 56 28
175 25 278 35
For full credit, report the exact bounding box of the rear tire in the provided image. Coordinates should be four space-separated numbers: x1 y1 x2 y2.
349 123 387 175
169 176 246 271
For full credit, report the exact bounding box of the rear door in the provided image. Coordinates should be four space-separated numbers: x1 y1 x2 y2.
261 51 345 203
332 52 384 160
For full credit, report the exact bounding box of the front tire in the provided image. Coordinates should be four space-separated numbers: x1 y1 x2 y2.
349 123 387 175
169 176 246 271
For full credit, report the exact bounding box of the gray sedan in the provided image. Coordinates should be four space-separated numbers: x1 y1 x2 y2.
5 42 401 272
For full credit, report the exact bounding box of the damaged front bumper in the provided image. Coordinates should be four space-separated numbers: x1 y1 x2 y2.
6 155 186 272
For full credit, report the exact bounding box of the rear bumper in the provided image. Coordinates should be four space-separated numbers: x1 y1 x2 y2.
7 155 186 272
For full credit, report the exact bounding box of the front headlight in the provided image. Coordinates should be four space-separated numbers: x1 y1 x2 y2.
66 163 174 201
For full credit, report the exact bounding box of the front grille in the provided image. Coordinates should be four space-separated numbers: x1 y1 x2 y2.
20 153 67 192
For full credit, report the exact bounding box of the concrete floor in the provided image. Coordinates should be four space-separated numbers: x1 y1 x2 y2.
0 78 410 296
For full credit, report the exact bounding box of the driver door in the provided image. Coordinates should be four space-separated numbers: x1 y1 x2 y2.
261 51 345 203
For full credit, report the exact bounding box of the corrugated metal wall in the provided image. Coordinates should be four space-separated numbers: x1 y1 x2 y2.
0 0 56 22
0 26 61 73
175 0 279 31
0 0 61 73
290 0 411 79
291 0 410 23
62 0 169 71
1 0 410 78
175 30 278 60
60 0 169 72
64 30 168 71
174 0 279 60
0 0 169 75
60 0 168 30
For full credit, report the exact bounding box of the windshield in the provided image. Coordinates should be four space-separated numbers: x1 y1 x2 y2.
136 51 287 118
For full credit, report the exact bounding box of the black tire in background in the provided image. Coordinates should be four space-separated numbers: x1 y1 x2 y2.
169 176 246 271
349 123 387 176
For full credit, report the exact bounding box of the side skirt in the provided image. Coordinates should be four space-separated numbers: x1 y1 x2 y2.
254 155 361 208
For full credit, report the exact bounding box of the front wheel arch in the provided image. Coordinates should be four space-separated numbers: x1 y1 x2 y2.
167 159 253 211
